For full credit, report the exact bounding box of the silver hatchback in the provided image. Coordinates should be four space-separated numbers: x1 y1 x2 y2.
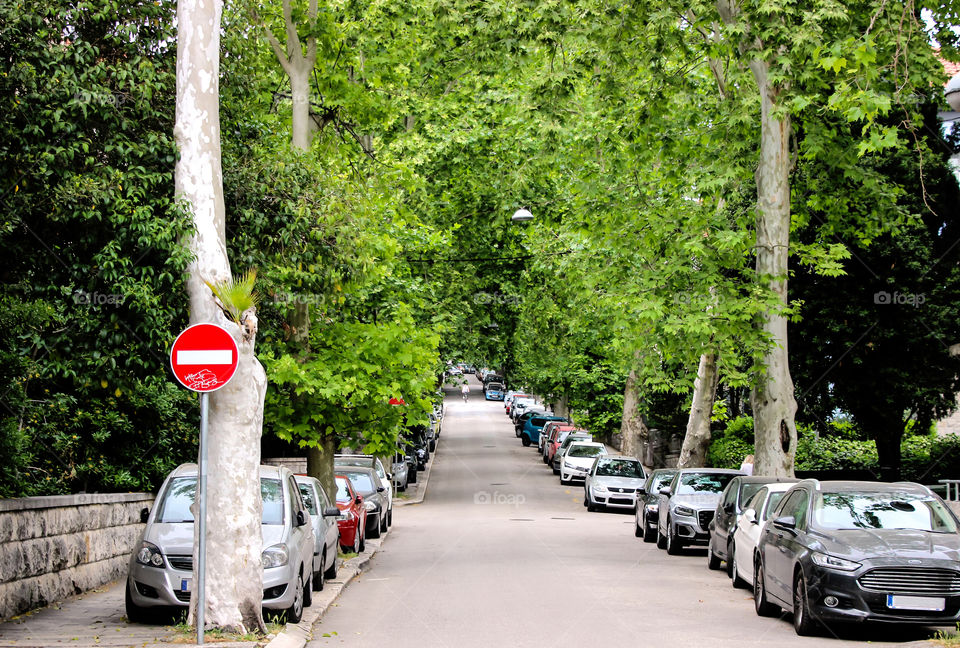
125 463 315 623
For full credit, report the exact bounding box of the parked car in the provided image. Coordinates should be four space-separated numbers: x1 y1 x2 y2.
505 393 530 416
540 422 574 456
334 475 367 553
338 466 388 538
405 428 430 469
335 454 393 528
634 468 678 542
559 441 608 485
520 414 567 447
294 475 342 591
485 382 505 401
729 482 796 588
511 397 538 424
707 476 798 571
656 468 743 555
551 431 593 474
482 374 504 391
447 364 462 377
430 412 442 446
126 463 315 624
584 456 646 511
754 480 960 635
391 452 410 491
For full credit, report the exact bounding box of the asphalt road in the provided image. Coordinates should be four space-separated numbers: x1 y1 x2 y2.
307 378 942 648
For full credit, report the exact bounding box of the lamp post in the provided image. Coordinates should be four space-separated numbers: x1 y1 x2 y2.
511 208 533 222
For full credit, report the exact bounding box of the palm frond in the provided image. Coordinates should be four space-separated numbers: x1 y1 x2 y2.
205 269 259 324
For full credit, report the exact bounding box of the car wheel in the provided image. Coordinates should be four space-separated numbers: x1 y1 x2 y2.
408 469 418 484
381 511 389 532
634 509 643 537
324 549 338 579
313 548 325 591
552 462 560 476
793 572 819 636
586 490 597 512
656 522 667 549
754 559 779 617
124 582 153 624
287 572 305 623
643 516 656 543
521 436 531 447
707 541 722 570
303 570 314 607
725 540 735 578
369 514 381 539
666 518 684 555
429 440 436 452
387 508 393 527
358 529 365 553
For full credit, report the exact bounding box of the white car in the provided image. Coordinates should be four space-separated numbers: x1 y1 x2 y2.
584 456 646 511
293 475 342 591
560 442 607 485
730 482 796 588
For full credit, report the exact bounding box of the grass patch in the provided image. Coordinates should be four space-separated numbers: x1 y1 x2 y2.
169 618 284 643
338 551 358 560
934 625 960 646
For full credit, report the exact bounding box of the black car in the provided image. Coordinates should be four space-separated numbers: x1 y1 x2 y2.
707 476 798 571
404 428 430 470
482 374 504 391
754 480 960 635
634 468 678 542
513 408 547 436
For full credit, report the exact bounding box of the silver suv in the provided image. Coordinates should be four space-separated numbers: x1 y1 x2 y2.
125 463 315 623
656 468 744 555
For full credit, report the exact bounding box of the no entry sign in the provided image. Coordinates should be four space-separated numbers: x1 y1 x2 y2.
170 323 239 392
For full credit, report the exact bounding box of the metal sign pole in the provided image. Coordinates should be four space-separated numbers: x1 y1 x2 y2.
197 392 209 645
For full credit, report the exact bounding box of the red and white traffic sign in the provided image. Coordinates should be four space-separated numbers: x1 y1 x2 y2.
170 323 239 392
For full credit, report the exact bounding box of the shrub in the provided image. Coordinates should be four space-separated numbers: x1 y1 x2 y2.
707 436 753 469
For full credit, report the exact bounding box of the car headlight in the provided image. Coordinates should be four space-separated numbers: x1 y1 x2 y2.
135 542 165 568
674 505 696 517
363 500 378 512
593 483 609 492
811 552 861 572
262 543 289 569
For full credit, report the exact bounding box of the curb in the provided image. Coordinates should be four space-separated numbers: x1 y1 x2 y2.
263 535 382 648
266 438 436 648
394 436 437 508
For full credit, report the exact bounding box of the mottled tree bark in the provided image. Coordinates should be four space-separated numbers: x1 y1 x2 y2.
677 352 720 468
176 0 267 633
619 366 649 462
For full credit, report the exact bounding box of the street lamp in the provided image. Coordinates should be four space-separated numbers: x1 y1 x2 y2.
511 208 533 222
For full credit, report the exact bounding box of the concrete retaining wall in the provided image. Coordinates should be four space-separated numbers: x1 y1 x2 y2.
0 493 153 620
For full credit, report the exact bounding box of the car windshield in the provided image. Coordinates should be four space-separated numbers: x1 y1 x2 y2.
156 476 284 525
647 472 676 492
567 445 604 458
335 478 352 503
597 459 644 478
676 473 736 495
813 492 959 533
489 383 503 390
342 472 376 495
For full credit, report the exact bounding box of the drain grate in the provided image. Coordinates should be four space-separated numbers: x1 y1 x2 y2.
551 517 574 520
509 518 534 522
490 482 508 486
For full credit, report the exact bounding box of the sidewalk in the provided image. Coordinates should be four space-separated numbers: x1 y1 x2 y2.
0 440 440 648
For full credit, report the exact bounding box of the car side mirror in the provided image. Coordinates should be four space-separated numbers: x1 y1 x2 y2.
377 486 386 493
139 507 149 524
742 509 757 524
659 487 672 497
322 506 340 518
773 515 796 531
296 510 308 527
355 496 363 505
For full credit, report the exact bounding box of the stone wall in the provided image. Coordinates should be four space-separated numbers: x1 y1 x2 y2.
262 457 307 474
0 493 153 621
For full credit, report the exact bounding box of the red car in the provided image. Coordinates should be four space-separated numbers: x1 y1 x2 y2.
335 475 367 553
542 423 577 461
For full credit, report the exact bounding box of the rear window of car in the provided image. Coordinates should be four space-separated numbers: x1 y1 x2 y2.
336 457 374 468
298 483 317 515
156 476 284 525
646 471 676 493
741 482 765 505
596 459 644 478
676 473 736 495
813 491 958 533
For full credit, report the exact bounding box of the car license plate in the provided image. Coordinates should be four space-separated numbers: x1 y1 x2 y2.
181 578 192 593
886 595 944 611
